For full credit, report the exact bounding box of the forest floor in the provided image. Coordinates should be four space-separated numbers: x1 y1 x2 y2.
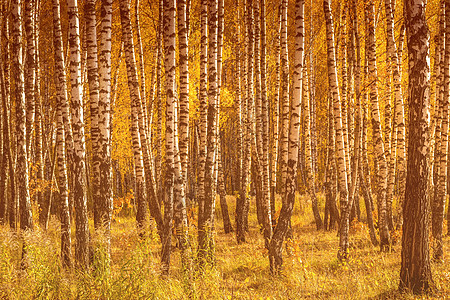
0 193 449 299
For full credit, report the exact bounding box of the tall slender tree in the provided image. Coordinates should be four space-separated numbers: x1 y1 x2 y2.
198 0 209 244
85 0 101 229
365 0 391 251
269 0 303 274
400 0 434 293
260 0 272 248
67 0 90 269
11 0 33 234
53 0 72 268
175 0 192 276
24 0 35 158
278 0 289 200
97 0 114 259
324 0 349 260
199 0 219 268
34 0 45 229
432 0 450 261
303 69 322 230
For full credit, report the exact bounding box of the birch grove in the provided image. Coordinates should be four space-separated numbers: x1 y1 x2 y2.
0 0 446 296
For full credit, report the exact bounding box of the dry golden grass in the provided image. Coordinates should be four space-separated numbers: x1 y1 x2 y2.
0 193 449 299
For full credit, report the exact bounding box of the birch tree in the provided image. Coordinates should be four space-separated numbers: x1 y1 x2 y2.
24 0 35 158
278 0 289 199
85 0 101 229
91 0 114 259
400 0 434 293
199 0 219 267
120 0 160 240
365 0 391 251
303 69 322 230
260 0 272 248
269 0 303 274
198 0 209 244
11 0 33 234
432 0 449 262
324 0 349 260
67 0 90 268
52 0 72 268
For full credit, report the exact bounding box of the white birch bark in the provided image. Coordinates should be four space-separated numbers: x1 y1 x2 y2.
12 0 33 233
52 0 72 267
67 0 90 268
365 0 391 250
269 0 303 274
324 0 350 259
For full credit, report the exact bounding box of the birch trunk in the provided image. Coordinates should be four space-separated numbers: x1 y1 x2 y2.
0 6 8 225
33 0 45 229
365 0 391 251
67 0 90 269
11 0 33 235
260 0 272 247
97 0 114 258
304 69 322 230
324 0 349 259
85 0 101 229
120 0 148 234
24 0 35 159
134 0 149 138
270 6 281 224
56 86 72 269
235 0 247 243
199 0 218 268
178 0 190 183
155 0 163 203
198 0 209 243
269 0 303 274
278 0 289 200
175 0 192 276
432 0 449 261
400 0 434 293
52 0 72 268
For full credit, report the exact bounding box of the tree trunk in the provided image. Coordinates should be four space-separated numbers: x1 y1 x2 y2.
33 0 44 229
269 0 303 274
432 0 449 261
199 0 218 268
97 0 114 260
11 0 33 235
134 0 149 139
399 0 434 293
52 0 73 268
85 0 101 229
155 0 163 206
176 0 192 277
324 0 349 260
365 0 391 251
278 0 289 201
0 7 9 225
56 83 72 269
24 0 35 163
67 0 90 269
270 5 281 226
260 0 273 247
303 69 322 230
235 0 247 243
218 144 232 233
198 0 209 244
